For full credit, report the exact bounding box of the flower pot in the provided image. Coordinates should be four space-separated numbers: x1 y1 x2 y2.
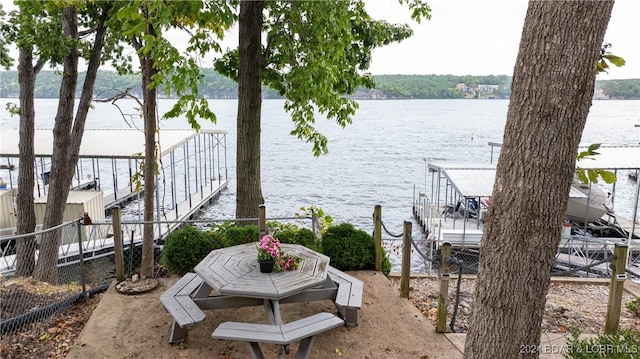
259 260 275 273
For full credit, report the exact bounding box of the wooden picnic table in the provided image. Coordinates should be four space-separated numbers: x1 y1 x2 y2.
161 242 362 358
194 242 330 306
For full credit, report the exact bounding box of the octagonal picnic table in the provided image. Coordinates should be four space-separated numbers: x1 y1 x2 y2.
194 242 330 325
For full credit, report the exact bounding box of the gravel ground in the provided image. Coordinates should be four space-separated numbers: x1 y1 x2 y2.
390 277 640 334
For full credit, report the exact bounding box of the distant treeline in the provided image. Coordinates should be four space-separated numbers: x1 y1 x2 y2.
1 69 638 100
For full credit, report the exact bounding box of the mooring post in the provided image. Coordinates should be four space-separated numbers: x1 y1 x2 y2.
605 243 628 334
373 205 382 272
258 204 266 237
436 242 452 333
400 221 412 298
113 206 125 282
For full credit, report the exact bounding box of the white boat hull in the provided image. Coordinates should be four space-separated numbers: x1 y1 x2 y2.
565 184 608 223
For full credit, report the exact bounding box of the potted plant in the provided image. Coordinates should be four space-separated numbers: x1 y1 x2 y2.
257 235 301 273
257 235 280 273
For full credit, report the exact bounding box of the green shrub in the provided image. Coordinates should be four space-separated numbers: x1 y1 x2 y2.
322 222 391 275
276 228 321 252
626 297 640 317
564 327 640 358
219 225 259 247
161 225 217 275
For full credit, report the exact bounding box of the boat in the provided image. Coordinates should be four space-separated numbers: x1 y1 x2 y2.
565 183 609 223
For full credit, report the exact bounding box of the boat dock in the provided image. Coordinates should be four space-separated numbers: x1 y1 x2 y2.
0 129 230 275
412 151 640 277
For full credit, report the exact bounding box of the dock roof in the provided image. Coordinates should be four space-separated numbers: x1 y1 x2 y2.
0 129 227 159
429 144 640 199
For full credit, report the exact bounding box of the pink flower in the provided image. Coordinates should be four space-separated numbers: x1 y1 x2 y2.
257 235 300 271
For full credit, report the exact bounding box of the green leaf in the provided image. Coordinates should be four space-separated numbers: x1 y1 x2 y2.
603 54 626 67
597 169 617 184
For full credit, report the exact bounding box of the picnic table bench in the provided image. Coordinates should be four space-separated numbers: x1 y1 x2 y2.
212 312 344 359
159 273 207 343
326 266 363 326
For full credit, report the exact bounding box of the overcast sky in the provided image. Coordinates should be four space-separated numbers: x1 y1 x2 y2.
363 0 639 79
2 0 637 80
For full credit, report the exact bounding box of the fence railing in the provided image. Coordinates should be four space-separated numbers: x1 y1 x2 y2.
0 209 319 335
373 209 634 336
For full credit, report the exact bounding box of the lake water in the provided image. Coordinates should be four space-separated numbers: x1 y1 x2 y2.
1 98 639 271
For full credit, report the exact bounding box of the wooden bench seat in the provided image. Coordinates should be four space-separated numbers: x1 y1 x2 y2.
327 267 363 327
160 273 207 343
212 312 344 359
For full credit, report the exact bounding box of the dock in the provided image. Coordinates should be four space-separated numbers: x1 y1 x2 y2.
412 154 640 277
0 129 230 276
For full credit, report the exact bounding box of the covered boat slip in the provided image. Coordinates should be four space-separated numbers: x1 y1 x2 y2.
417 144 640 273
0 128 229 239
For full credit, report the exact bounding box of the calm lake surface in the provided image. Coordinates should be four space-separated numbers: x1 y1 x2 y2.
1 98 639 271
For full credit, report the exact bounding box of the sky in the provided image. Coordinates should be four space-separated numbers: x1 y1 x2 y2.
362 0 639 79
1 0 638 80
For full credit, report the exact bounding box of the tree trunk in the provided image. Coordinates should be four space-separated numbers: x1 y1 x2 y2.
139 23 159 279
34 5 109 283
464 2 614 358
33 6 80 284
235 0 265 224
15 47 37 277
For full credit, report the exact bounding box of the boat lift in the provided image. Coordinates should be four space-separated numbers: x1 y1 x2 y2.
416 144 640 274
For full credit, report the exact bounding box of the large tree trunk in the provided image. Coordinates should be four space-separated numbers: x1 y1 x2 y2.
235 0 264 223
14 47 38 277
34 5 109 283
464 2 614 358
33 6 80 283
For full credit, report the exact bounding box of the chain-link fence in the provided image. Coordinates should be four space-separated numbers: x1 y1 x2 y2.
0 219 149 334
0 212 321 335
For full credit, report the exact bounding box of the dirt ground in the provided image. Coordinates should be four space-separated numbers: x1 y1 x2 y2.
64 271 462 359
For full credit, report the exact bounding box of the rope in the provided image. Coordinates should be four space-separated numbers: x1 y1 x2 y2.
409 233 438 263
380 220 403 238
450 266 464 333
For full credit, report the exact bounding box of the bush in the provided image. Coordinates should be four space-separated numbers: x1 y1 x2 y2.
276 228 321 252
626 297 640 318
218 224 259 247
564 327 640 358
322 222 391 275
161 225 218 275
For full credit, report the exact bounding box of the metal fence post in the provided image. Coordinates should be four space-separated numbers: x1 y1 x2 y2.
436 242 451 333
605 243 628 334
373 205 382 272
400 221 412 298
258 204 266 236
76 219 87 298
310 207 319 239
